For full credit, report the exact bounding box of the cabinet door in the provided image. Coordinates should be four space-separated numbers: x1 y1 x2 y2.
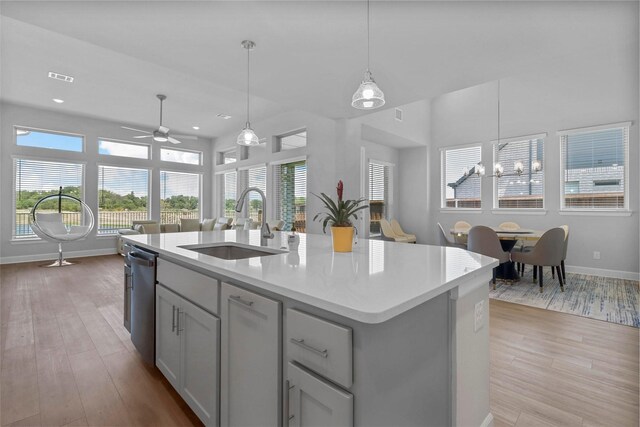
156 284 181 390
180 298 220 426
287 362 353 427
221 283 281 427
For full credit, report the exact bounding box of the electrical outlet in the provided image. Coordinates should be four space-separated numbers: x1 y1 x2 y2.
474 300 484 332
593 251 601 260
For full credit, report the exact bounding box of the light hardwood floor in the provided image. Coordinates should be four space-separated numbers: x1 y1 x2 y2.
1 255 638 426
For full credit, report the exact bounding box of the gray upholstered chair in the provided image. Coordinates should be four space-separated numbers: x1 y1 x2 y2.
467 226 511 288
560 225 569 281
437 223 466 249
511 227 566 293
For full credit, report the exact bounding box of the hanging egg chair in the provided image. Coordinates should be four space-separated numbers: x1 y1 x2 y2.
29 187 95 267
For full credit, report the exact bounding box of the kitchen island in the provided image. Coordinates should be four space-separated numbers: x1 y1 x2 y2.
123 230 497 427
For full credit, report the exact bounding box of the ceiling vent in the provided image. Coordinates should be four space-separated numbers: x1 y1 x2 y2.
395 108 403 122
48 71 74 83
216 113 232 120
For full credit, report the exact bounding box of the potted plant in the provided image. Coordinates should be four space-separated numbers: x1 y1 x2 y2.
313 180 369 252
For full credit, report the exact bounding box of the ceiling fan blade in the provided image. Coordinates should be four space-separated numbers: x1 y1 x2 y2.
121 126 151 134
158 126 170 134
171 134 198 141
167 137 182 145
133 135 153 139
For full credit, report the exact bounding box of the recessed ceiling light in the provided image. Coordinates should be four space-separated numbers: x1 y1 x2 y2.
48 71 74 83
192 126 200 130
52 98 64 104
216 113 232 120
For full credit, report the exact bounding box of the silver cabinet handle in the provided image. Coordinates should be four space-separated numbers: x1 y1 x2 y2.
290 338 328 358
229 295 254 308
176 309 184 335
171 305 176 332
285 380 295 426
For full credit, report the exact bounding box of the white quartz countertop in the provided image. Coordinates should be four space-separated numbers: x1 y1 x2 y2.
123 230 498 324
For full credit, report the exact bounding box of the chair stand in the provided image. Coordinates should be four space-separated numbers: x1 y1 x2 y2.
555 265 565 292
40 243 76 268
538 266 543 292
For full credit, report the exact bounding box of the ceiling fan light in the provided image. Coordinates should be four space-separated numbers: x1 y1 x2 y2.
351 72 385 110
236 125 260 146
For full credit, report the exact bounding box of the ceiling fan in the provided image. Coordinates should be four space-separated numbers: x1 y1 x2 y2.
121 94 197 144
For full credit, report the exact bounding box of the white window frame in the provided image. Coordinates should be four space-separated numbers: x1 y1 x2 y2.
96 163 152 235
270 156 307 232
11 155 86 242
491 133 546 212
368 159 394 238
160 146 203 166
440 142 483 211
216 169 239 218
14 125 85 153
97 137 151 160
274 128 307 153
558 121 631 214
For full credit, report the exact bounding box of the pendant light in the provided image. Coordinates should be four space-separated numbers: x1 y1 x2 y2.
237 40 260 146
351 0 385 110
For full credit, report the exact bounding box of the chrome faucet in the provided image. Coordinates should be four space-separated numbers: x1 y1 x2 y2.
235 187 274 246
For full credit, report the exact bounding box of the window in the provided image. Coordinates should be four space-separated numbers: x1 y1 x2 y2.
98 139 150 159
274 160 307 232
276 130 307 152
13 159 84 239
493 137 544 209
222 149 237 164
223 171 237 218
98 165 149 234
160 171 201 224
16 127 83 152
441 145 482 208
560 123 629 209
368 161 391 237
247 166 267 223
160 147 202 165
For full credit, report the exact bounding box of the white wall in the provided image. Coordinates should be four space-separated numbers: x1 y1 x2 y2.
425 46 639 276
0 102 213 263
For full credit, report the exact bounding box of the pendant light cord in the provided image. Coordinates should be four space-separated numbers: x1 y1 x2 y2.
246 45 251 127
159 98 163 126
497 80 500 144
366 0 370 72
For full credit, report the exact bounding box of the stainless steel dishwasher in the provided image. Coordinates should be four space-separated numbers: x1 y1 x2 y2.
127 247 158 364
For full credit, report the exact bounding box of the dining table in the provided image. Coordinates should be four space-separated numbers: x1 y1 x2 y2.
450 227 544 281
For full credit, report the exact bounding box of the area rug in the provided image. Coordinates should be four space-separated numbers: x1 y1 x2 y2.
489 268 640 328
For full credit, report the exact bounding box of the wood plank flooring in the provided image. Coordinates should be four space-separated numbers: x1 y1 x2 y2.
0 255 202 427
1 255 638 426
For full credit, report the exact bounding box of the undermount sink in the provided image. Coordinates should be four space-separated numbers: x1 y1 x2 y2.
179 243 286 260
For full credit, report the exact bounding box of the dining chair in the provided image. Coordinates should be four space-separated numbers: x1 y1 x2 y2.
390 219 416 243
467 226 511 289
453 221 471 245
511 227 565 293
560 225 569 281
437 223 466 249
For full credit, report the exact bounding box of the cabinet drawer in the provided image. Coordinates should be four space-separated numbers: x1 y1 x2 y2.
157 259 219 315
287 362 353 427
286 309 352 388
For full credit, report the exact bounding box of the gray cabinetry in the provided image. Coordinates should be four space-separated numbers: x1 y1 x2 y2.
286 362 353 427
221 282 282 427
156 284 219 426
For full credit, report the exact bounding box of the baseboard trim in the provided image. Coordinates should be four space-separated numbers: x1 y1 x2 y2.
480 413 494 427
0 248 119 265
566 265 639 281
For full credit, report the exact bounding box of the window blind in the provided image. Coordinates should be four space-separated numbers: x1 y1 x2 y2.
14 158 84 238
368 162 390 236
561 126 628 209
160 170 201 224
98 165 149 234
274 160 307 232
494 138 544 209
223 171 237 217
442 146 482 208
247 166 267 222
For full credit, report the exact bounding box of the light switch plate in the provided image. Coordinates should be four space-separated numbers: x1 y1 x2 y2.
474 300 484 332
